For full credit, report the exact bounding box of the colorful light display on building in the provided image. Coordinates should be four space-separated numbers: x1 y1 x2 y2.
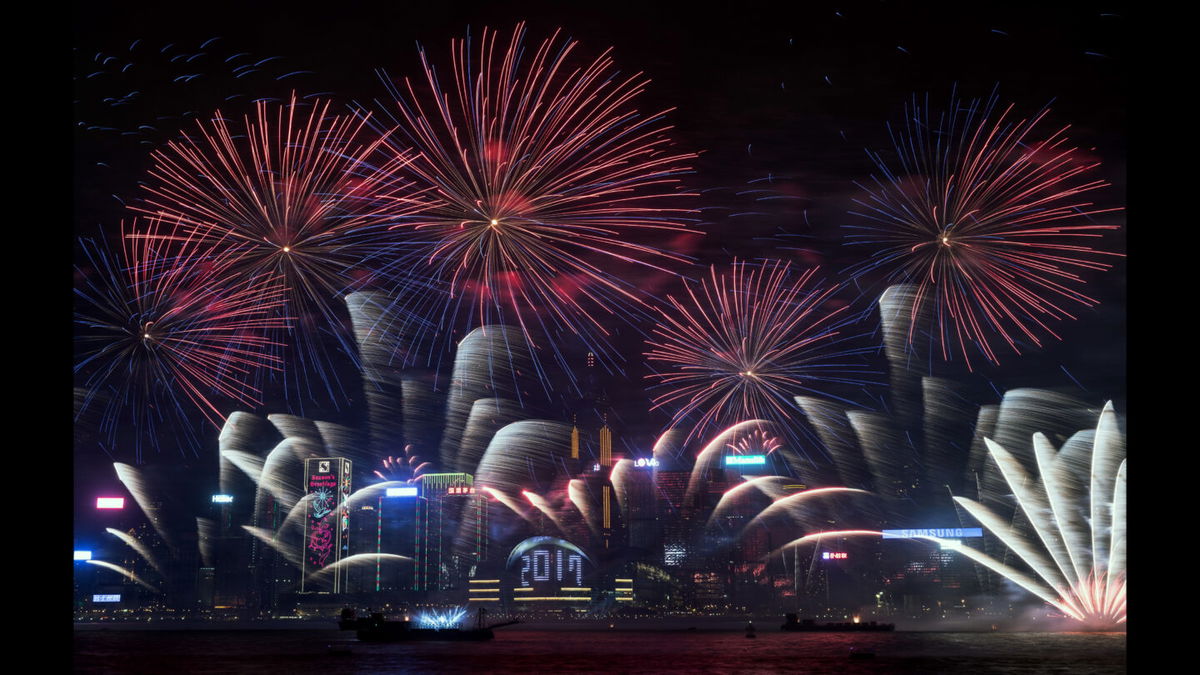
724 455 767 466
300 457 352 592
505 536 594 604
881 528 983 539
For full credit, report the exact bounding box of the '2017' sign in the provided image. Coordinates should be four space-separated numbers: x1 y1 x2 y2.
519 547 584 587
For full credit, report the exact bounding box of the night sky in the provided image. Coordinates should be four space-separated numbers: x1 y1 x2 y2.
72 1 1126 495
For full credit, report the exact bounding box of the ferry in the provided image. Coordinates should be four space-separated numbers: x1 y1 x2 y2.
780 613 894 632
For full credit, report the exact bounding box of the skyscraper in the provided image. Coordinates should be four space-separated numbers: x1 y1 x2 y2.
300 457 352 593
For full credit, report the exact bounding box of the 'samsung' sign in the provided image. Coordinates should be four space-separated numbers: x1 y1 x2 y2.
881 528 983 539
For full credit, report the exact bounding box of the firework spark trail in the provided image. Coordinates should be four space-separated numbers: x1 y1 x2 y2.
370 22 697 368
742 487 873 533
706 475 798 525
132 94 422 410
105 527 165 576
764 529 886 559
522 490 568 534
951 402 1126 627
646 259 875 455
481 486 537 523
684 420 770 503
568 479 601 536
112 463 176 548
845 89 1123 368
438 326 535 471
75 218 288 461
305 553 413 582
86 560 160 593
218 412 275 495
373 446 429 482
242 525 302 567
346 290 443 463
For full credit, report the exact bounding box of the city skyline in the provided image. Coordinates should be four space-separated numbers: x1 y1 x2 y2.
72 0 1127 648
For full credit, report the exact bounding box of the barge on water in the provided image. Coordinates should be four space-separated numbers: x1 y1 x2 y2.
781 613 895 632
339 607 519 642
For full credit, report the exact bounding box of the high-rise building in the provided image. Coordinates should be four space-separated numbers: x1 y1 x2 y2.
300 457 352 593
415 473 488 592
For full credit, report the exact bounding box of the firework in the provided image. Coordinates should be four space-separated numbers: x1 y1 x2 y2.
728 428 783 455
74 218 287 461
132 94 421 409
846 89 1122 368
951 402 1125 628
645 259 873 453
373 445 431 482
371 22 696 364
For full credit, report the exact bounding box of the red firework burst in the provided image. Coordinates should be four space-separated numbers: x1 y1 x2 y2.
74 217 288 460
846 89 1123 368
645 259 873 452
131 93 421 404
373 22 696 357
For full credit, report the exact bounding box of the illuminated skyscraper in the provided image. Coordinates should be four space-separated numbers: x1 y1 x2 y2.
300 457 352 593
415 473 489 592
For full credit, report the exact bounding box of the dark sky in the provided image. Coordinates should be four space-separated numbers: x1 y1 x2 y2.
73 0 1127 483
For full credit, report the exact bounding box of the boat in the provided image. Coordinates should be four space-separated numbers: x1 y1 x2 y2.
848 647 876 659
780 613 894 632
338 607 519 642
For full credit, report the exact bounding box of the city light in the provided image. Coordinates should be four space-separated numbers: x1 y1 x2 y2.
95 497 125 509
385 487 419 497
724 455 766 466
881 528 983 539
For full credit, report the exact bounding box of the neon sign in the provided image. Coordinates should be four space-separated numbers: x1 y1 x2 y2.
520 547 584 587
724 455 766 466
507 537 592 591
385 486 418 497
74 550 92 561
881 528 983 539
92 594 121 603
634 457 660 468
95 497 125 509
211 494 234 503
822 551 848 560
446 486 476 495
302 457 351 592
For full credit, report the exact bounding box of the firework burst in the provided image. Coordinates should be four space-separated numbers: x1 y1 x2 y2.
728 428 783 455
846 88 1123 369
74 217 287 461
372 445 432 483
951 402 1126 628
370 22 697 365
645 259 874 454
132 94 421 408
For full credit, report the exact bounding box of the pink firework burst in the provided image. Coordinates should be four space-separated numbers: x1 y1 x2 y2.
132 93 421 406
74 217 288 460
728 428 784 455
645 259 873 453
846 89 1123 369
371 22 697 360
